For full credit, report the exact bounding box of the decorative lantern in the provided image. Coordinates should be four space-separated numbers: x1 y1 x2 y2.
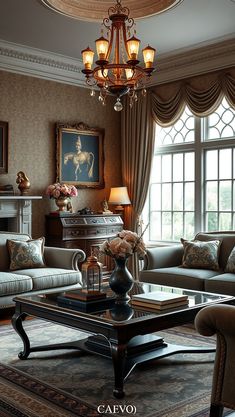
81 254 103 297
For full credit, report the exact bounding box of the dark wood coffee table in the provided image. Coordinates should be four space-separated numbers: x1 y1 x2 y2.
12 283 234 398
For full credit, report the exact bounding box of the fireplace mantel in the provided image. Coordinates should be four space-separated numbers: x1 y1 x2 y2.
0 196 42 235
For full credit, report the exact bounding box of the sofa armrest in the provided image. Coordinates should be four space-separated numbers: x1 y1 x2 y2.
143 244 183 270
44 246 86 270
195 304 235 337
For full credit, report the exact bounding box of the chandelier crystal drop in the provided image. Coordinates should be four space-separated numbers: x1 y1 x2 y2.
81 0 156 111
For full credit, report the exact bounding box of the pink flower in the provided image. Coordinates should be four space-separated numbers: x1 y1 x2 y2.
99 229 146 259
45 183 78 199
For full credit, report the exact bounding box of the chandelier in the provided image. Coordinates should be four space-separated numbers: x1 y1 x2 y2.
81 0 156 111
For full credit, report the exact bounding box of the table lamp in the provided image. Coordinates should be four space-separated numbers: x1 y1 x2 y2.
108 187 131 214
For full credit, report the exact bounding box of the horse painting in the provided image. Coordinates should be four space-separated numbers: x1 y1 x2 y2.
64 151 95 181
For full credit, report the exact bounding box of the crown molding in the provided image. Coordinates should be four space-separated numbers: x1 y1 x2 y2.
0 40 85 87
0 36 235 89
149 36 235 86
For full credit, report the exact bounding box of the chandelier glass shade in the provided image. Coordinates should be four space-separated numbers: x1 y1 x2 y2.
81 0 156 111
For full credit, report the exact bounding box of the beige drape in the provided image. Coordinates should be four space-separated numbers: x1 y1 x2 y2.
121 69 235 277
151 70 235 126
121 92 155 277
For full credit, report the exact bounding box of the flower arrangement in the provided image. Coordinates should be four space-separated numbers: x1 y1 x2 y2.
100 230 146 260
46 183 78 199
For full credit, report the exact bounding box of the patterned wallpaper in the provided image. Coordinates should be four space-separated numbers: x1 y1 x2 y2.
0 70 122 238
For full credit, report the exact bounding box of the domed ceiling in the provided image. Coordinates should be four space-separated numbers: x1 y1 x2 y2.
40 0 183 21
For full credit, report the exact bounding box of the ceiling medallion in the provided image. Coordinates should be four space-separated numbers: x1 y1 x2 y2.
40 0 183 21
81 0 156 111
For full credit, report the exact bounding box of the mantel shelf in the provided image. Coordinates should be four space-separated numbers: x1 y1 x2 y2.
0 196 42 200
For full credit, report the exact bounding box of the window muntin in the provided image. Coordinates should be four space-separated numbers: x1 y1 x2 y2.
204 97 235 141
144 98 235 243
155 107 195 146
204 147 235 231
148 149 195 241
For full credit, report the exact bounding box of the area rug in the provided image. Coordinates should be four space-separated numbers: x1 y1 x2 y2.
0 319 231 417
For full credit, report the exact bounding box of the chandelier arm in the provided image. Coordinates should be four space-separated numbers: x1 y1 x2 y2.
126 17 134 32
106 23 114 61
93 64 147 86
121 20 130 59
103 17 111 31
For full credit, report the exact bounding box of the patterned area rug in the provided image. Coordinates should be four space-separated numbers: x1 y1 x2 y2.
0 319 231 417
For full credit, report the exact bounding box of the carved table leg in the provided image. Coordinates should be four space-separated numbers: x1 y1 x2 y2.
110 341 127 398
11 312 30 360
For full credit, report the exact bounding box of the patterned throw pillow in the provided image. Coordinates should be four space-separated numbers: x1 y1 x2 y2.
7 238 45 271
181 239 221 270
225 246 235 273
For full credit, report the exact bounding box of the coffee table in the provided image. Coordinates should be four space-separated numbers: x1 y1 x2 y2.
12 283 234 398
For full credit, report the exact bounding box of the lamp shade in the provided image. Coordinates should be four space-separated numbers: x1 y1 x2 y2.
108 187 131 205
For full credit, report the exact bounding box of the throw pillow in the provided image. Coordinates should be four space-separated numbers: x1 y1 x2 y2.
7 237 45 271
225 246 235 273
181 238 221 270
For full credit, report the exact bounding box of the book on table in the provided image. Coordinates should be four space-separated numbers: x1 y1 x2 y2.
63 290 107 302
131 291 188 306
131 299 189 311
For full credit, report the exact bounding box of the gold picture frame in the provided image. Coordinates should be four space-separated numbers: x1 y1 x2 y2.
56 122 105 189
0 121 8 174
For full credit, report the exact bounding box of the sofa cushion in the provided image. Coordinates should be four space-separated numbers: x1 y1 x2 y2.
0 232 30 271
195 232 235 270
205 273 235 296
225 246 235 273
12 268 82 290
7 238 45 271
139 267 218 291
181 239 221 271
0 272 33 296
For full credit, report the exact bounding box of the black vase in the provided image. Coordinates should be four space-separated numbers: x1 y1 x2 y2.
109 257 134 303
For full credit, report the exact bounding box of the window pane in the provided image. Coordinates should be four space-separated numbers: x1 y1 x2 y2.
219 213 232 230
185 182 194 210
173 212 183 241
207 98 235 140
173 183 183 210
206 212 218 231
219 149 232 179
173 153 183 181
184 212 194 240
162 184 171 210
205 150 218 180
150 184 161 210
162 155 171 182
162 212 171 240
184 152 194 181
155 106 195 147
219 181 232 211
151 155 161 182
206 181 218 210
150 212 161 240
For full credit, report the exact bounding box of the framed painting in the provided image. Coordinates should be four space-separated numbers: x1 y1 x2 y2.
0 121 8 174
56 122 105 189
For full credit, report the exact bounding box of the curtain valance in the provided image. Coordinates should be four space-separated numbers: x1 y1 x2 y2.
151 70 235 127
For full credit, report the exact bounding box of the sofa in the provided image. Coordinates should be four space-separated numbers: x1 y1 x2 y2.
0 232 86 309
139 232 235 296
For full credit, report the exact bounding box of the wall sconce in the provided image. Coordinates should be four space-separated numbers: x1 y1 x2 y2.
108 186 131 214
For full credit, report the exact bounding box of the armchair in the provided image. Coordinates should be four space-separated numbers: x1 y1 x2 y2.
195 304 235 417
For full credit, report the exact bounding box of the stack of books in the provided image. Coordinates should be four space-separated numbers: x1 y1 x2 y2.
57 290 116 313
131 291 189 311
0 184 14 195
